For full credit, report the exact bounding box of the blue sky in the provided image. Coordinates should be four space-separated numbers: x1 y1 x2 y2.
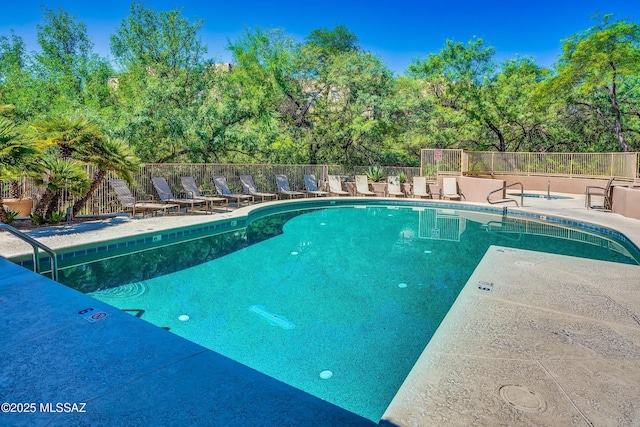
1 1 639 75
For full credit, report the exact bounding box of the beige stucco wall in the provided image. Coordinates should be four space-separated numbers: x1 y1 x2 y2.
456 176 506 203
612 185 640 220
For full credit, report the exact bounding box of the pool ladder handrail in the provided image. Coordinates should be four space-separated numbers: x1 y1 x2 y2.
0 223 58 281
487 182 523 207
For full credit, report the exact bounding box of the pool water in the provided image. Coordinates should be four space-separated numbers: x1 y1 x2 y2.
85 206 638 421
508 192 572 200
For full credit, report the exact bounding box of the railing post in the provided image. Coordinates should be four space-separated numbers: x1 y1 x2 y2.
610 153 614 178
570 153 573 178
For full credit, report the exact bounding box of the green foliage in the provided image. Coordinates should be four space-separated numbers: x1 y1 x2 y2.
543 15 640 151
3 209 18 224
29 213 45 225
47 209 66 224
366 165 385 182
2 6 640 173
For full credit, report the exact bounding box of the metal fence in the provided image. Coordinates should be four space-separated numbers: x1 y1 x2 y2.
421 149 639 181
4 152 637 218
1 163 419 216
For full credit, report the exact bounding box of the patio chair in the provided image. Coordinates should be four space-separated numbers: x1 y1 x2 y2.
328 175 349 196
239 175 278 203
275 174 306 199
585 176 614 211
355 175 375 196
440 177 464 200
109 178 179 217
151 177 208 214
180 176 229 212
412 176 433 199
211 175 254 207
303 174 328 197
387 176 404 197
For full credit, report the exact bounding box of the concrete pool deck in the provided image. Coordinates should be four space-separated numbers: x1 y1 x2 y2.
1 194 640 425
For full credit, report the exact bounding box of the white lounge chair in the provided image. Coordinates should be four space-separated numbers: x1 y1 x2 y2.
440 177 464 200
387 176 404 197
328 175 349 196
355 175 375 196
239 175 278 203
412 176 433 199
303 174 328 197
275 174 306 199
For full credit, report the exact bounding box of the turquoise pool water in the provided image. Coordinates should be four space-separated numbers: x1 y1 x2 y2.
84 205 638 421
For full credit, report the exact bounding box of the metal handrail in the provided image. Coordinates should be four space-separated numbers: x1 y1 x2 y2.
0 223 58 281
486 182 524 207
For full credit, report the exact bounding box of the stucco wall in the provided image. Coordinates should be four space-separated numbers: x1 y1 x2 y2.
612 185 640 220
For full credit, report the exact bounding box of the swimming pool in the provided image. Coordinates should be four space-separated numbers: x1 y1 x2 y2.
50 202 640 421
507 192 572 200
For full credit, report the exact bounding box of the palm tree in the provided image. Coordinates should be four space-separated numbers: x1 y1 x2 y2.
71 137 140 216
30 114 103 219
32 155 90 221
0 117 37 223
30 114 103 159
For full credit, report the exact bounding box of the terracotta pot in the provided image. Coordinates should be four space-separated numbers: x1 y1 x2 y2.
3 198 34 216
401 183 412 196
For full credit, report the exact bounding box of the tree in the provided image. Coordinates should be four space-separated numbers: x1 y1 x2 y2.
407 39 551 152
545 15 640 151
71 137 139 216
32 154 89 220
0 116 38 223
36 7 94 106
110 3 211 162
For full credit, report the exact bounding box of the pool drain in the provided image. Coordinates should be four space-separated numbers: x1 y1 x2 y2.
499 385 546 413
319 370 333 379
178 314 190 321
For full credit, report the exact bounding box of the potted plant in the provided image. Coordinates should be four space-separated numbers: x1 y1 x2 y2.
366 165 387 195
399 172 412 196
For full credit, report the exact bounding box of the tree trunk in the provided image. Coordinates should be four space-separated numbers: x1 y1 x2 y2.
45 191 62 220
72 169 107 217
34 189 55 219
607 73 630 152
9 180 20 198
0 195 8 223
486 120 506 151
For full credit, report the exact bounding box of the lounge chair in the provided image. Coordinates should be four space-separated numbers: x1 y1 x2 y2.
412 176 433 199
355 175 375 196
180 176 229 212
303 174 328 197
387 176 404 197
440 177 464 200
151 177 208 214
275 174 306 199
109 178 179 217
585 176 614 210
211 176 254 207
328 175 349 196
239 175 278 203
